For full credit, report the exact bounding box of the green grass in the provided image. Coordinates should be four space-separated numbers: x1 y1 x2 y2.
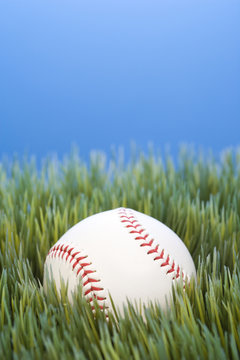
0 146 240 359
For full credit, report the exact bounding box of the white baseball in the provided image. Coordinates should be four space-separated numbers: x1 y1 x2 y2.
44 208 196 313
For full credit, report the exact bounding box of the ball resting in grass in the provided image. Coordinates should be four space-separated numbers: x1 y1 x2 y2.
43 208 196 315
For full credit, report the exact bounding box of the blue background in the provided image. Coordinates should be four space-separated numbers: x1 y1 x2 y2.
0 0 239 160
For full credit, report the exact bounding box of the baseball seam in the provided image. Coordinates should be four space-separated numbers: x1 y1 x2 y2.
46 244 108 311
118 208 187 284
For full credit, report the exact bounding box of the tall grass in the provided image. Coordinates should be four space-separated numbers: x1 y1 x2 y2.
0 147 240 359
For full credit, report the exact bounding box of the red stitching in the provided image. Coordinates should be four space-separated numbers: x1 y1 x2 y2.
126 224 141 229
147 244 159 254
88 295 106 302
135 234 149 241
70 251 81 260
81 269 95 278
121 219 138 225
161 255 170 267
83 278 100 286
84 286 103 296
154 249 164 260
73 259 90 270
46 245 107 308
167 262 175 274
174 266 180 279
130 228 144 234
140 239 154 247
91 304 106 310
120 215 134 220
66 248 74 261
119 208 186 283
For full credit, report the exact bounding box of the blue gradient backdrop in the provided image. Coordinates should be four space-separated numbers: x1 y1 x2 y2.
0 0 239 160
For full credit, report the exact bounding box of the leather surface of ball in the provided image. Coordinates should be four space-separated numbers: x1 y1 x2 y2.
44 208 196 313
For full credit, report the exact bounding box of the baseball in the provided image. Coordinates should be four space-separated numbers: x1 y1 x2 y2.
44 208 196 313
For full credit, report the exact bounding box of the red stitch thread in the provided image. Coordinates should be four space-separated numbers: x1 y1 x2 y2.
140 239 154 247
88 295 106 302
161 255 170 267
46 245 107 309
119 208 186 283
91 304 105 310
135 234 149 241
121 219 137 225
83 278 100 286
66 247 74 261
61 245 69 259
154 249 164 261
130 228 144 235
120 215 134 220
73 259 90 270
126 224 141 229
81 269 95 277
167 261 175 274
84 286 103 296
147 244 159 254
70 251 81 260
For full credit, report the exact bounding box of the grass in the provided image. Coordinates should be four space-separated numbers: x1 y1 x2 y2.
0 146 240 359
